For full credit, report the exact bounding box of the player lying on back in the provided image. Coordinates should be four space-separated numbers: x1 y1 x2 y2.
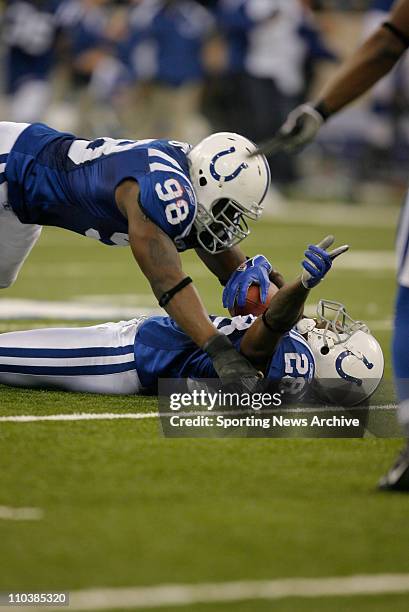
0 121 277 388
0 237 384 405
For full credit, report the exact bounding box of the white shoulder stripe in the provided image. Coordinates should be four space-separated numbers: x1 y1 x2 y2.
149 162 195 191
289 329 314 354
148 148 183 170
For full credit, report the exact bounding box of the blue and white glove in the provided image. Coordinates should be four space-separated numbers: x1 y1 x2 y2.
223 255 272 310
301 235 349 289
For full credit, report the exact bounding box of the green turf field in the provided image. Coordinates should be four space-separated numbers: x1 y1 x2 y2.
1 207 409 611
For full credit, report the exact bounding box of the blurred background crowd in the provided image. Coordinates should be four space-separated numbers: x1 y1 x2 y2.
0 0 408 204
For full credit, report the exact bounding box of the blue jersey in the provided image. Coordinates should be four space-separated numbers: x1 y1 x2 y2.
5 123 197 249
126 0 214 86
3 0 60 93
133 314 315 394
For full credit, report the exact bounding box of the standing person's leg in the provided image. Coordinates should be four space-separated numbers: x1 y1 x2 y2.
0 319 144 395
379 193 409 490
0 121 42 289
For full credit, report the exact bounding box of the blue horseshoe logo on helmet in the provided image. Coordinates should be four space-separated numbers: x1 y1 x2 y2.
335 351 374 386
210 147 249 182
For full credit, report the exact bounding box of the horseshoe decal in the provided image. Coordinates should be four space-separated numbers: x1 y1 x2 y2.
210 147 248 182
335 351 373 387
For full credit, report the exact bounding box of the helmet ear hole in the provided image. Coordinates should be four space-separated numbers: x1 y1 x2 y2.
320 345 330 355
199 177 207 187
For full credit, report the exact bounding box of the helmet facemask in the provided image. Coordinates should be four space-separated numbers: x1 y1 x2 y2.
195 198 251 254
315 300 369 348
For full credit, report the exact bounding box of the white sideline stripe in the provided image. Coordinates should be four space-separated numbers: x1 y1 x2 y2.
0 505 43 521
0 412 158 423
336 251 396 271
269 199 399 228
13 574 409 610
0 406 397 423
0 298 161 321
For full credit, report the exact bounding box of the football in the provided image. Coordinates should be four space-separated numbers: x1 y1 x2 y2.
229 282 279 317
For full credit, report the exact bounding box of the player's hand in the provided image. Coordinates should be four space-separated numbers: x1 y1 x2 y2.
301 235 349 289
278 104 325 153
203 334 261 390
223 255 272 310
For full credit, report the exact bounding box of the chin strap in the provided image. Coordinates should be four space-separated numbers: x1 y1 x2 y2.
159 277 193 308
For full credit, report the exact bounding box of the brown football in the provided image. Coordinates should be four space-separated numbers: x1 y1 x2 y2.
229 282 279 317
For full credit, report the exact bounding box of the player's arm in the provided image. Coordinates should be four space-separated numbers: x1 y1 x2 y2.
318 0 409 116
116 182 219 347
240 237 348 369
195 245 247 283
268 0 409 154
116 180 260 381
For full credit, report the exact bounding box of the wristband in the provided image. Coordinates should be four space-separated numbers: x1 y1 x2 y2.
383 21 409 49
159 277 193 308
314 101 332 122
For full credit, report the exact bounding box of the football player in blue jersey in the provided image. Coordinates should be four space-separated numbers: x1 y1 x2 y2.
0 236 383 405
254 0 409 490
0 122 276 387
3 0 61 123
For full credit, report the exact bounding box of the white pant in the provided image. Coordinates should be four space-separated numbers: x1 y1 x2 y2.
0 319 144 395
0 121 42 289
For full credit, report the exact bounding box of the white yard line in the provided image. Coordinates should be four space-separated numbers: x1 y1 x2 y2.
0 298 161 321
0 412 158 423
7 574 409 611
267 199 400 228
0 506 43 521
336 251 396 271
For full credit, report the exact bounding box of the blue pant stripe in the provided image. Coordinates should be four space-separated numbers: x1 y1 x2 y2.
0 361 136 377
0 344 135 358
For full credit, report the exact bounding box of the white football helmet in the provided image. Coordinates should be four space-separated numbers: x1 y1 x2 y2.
188 132 270 253
296 300 384 406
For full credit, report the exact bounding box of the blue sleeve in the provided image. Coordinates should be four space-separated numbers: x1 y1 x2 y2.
217 3 254 33
138 167 197 246
370 0 394 11
268 331 315 382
